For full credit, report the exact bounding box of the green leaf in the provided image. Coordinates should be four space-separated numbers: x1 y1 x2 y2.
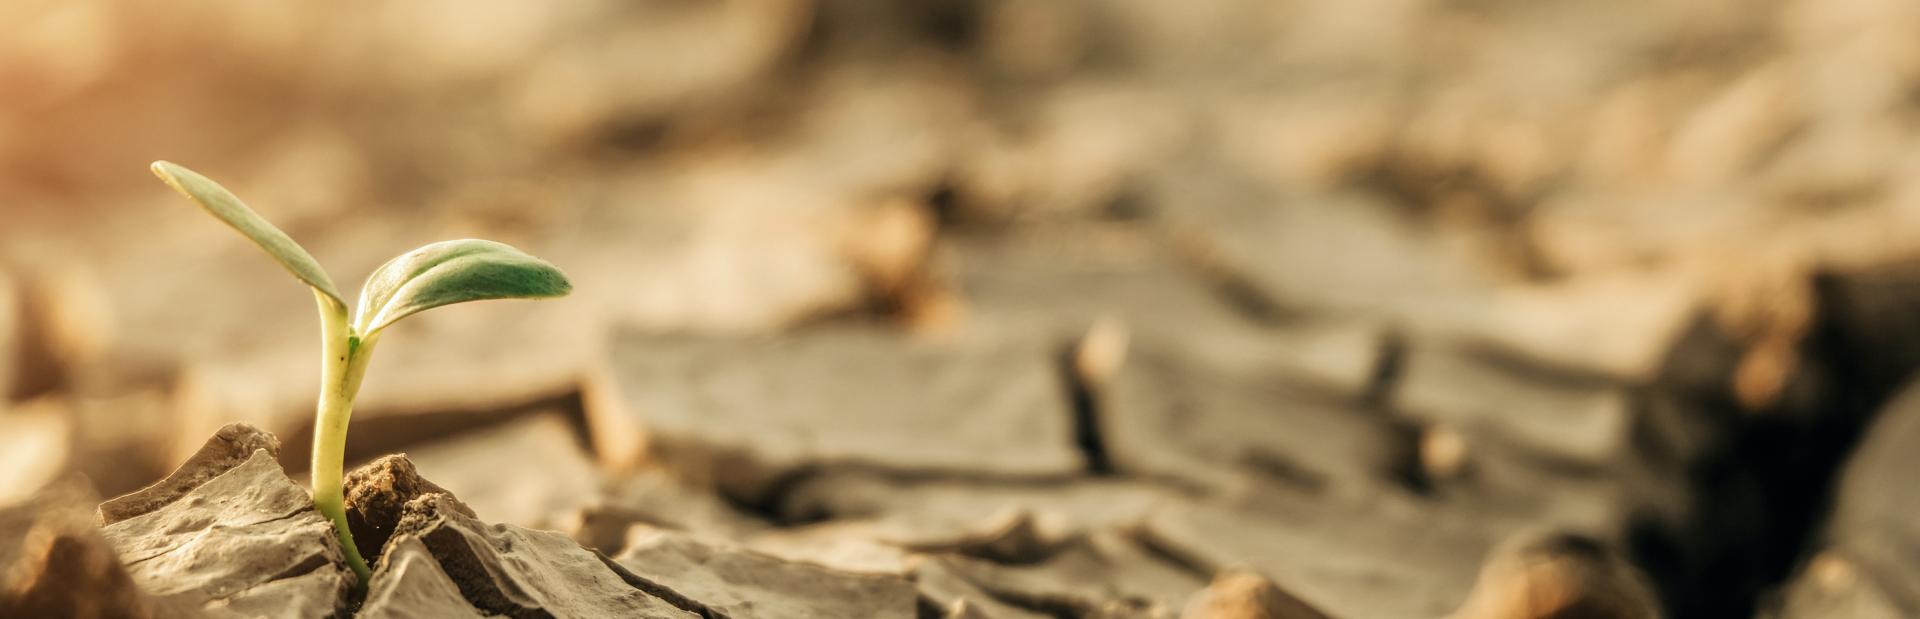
354 239 571 333
150 161 345 305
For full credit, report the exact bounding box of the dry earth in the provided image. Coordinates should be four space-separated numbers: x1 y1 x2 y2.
7 0 1920 617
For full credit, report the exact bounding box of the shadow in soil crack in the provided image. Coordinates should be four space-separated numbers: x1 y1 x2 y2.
1634 267 1920 618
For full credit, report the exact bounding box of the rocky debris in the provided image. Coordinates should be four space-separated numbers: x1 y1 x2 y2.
1139 493 1489 619
615 525 921 618
936 532 1206 618
344 454 477 565
0 477 172 618
359 536 487 619
1770 379 1920 618
1446 533 1660 619
402 411 599 531
97 423 352 617
389 493 697 618
1389 344 1631 466
585 328 1084 503
1096 343 1399 493
0 398 70 506
1180 569 1329 619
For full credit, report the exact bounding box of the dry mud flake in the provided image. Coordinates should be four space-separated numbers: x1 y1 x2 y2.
1096 344 1399 494
96 423 353 618
1139 497 1488 619
584 328 1083 503
615 526 921 618
388 493 696 618
778 470 1176 563
0 477 175 618
358 536 487 619
934 532 1206 618
739 520 918 576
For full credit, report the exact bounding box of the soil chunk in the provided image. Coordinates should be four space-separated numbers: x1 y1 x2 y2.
393 493 697 618
359 536 488 619
586 329 1083 503
1139 497 1486 619
97 425 353 617
1096 344 1398 493
97 422 280 525
344 454 477 564
615 525 921 618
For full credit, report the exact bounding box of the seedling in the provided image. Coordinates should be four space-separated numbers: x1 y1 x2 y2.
150 161 571 582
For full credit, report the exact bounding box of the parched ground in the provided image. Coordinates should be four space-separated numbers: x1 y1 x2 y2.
7 1 1920 617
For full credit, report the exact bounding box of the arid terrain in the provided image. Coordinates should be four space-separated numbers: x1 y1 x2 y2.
6 1 1920 617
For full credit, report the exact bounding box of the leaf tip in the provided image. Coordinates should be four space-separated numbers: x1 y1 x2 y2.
150 160 187 191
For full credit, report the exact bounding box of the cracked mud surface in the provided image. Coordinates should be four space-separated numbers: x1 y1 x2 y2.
9 1 1920 618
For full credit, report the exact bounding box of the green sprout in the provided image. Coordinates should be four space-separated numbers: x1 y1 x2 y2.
150 161 572 582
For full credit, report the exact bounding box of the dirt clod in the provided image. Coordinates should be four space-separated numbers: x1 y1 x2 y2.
97 422 279 526
345 454 476 564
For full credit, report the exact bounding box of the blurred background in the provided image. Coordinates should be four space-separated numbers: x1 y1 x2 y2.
6 1 1920 617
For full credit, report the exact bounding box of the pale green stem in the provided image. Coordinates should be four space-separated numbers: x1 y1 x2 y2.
311 291 379 583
